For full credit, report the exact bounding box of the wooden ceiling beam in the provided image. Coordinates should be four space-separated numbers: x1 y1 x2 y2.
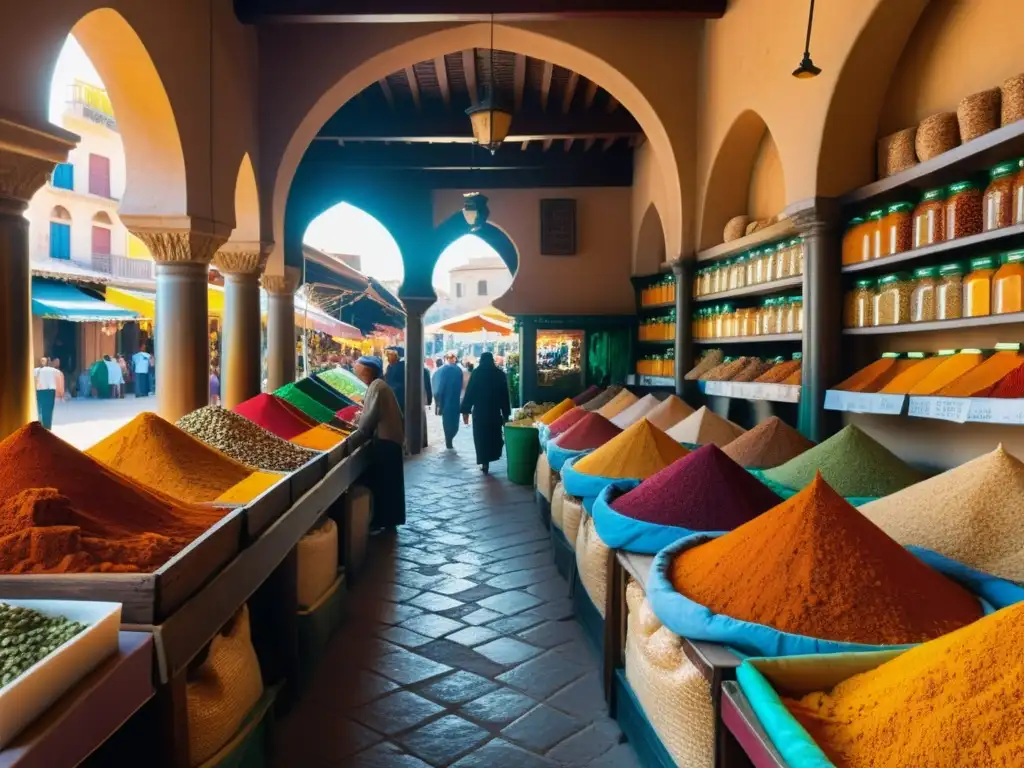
434 56 451 109
606 94 620 113
513 54 526 112
378 78 395 110
564 138 575 152
562 72 579 115
404 66 422 112
583 136 597 152
318 109 642 138
583 81 599 110
463 49 479 106
540 61 553 112
542 138 554 152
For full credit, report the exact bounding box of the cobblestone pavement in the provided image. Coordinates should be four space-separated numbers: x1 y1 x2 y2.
274 421 640 767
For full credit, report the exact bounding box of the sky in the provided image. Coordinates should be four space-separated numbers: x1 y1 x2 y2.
49 35 103 122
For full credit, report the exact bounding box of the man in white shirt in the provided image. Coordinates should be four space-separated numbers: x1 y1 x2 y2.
131 346 152 398
34 357 61 429
104 355 124 398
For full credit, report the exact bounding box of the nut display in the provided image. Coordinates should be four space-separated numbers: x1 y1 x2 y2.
0 603 85 687
957 88 1001 142
984 162 1017 231
177 406 319 472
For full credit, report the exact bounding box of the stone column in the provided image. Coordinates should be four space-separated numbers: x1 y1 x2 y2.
402 297 433 456
671 260 694 397
262 269 300 392
124 220 228 422
213 243 268 408
0 120 76 438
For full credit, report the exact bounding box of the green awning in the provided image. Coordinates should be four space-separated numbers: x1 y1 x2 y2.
31 278 139 322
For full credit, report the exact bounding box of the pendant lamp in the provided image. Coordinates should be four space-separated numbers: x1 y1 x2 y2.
792 0 822 79
465 14 512 153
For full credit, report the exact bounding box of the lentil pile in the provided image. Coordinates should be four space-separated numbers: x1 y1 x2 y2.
233 393 314 440
87 413 281 504
539 398 576 425
547 406 587 439
670 473 982 645
610 393 660 428
644 395 694 431
596 390 639 420
722 416 815 469
581 386 622 412
0 603 86 686
177 406 319 472
275 383 341 424
666 406 746 448
763 424 925 497
860 445 1024 582
611 444 780 529
785 602 1024 767
553 413 622 451
573 419 689 480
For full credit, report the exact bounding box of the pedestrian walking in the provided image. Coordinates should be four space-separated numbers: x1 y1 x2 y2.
460 352 511 474
34 357 62 429
132 346 152 397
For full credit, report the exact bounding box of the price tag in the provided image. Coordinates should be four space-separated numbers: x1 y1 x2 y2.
825 391 904 414
704 381 728 396
965 398 1024 425
908 397 971 423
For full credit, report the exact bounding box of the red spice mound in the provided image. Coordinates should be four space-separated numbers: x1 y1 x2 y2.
983 362 1024 398
669 473 982 646
233 393 317 440
552 413 622 451
573 385 602 405
337 405 362 423
722 416 816 469
548 407 588 438
612 444 781 530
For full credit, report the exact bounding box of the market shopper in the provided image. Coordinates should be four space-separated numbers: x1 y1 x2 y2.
132 346 152 397
460 352 511 474
435 353 465 450
89 357 109 399
384 345 432 450
354 355 406 532
104 355 124 398
34 357 62 429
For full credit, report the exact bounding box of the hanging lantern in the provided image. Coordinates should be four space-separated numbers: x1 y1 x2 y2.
792 0 822 78
466 86 513 154
462 192 490 231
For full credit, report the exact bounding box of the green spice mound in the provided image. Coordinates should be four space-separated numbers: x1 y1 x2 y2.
0 603 86 686
762 424 926 498
274 382 339 424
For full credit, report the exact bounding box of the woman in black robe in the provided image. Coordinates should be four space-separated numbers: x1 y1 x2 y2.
460 352 511 474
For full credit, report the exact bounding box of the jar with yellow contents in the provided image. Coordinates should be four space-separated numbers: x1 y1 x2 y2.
964 256 996 317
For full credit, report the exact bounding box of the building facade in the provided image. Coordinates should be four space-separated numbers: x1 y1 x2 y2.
448 257 513 315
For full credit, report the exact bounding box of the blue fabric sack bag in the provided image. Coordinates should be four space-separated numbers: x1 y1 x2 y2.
560 455 634 513
546 439 590 473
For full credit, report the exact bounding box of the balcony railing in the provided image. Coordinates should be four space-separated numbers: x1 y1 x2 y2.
67 81 117 132
86 254 153 281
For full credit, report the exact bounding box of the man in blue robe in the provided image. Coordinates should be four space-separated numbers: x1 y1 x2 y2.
434 352 465 449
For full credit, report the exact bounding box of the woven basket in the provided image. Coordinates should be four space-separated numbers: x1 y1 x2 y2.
551 481 566 531
575 513 610 618
916 112 960 161
535 452 555 502
958 88 1001 142
562 494 585 551
876 127 917 178
625 581 715 768
723 216 750 243
187 606 264 766
1001 73 1024 126
297 518 339 609
344 485 372 577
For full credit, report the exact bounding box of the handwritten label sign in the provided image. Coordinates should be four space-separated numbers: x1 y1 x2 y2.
965 398 1024 424
825 391 906 415
908 397 971 423
705 382 800 403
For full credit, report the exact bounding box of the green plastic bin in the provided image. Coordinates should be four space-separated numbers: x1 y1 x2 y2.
504 424 540 485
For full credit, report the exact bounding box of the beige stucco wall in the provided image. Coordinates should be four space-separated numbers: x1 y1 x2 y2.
448 261 514 314
631 141 669 275
433 187 634 317
747 131 785 223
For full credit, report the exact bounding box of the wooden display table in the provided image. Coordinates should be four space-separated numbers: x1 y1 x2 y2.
721 682 787 768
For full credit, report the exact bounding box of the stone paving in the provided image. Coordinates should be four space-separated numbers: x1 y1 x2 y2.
274 421 640 767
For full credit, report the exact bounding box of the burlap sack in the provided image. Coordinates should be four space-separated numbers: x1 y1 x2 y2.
562 494 585 551
297 518 339 609
551 482 566 531
575 512 610 618
625 581 715 768
344 485 372 577
535 452 555 502
187 605 264 766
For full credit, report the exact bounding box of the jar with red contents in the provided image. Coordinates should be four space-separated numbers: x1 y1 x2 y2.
984 161 1017 231
882 202 914 256
945 180 984 240
912 188 945 248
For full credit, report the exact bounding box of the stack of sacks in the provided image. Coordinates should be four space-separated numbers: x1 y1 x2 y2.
666 406 745 448
534 400 577 503
596 389 638 420
547 414 622 533
610 393 660 429
644 395 694 431
581 385 622 412
722 416 815 469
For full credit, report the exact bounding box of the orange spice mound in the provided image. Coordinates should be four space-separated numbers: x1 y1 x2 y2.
573 419 689 480
539 398 576 425
290 425 348 451
669 473 981 646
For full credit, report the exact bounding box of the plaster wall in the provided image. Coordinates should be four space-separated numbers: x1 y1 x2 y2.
448 261 513 314
631 141 669 275
747 130 785 223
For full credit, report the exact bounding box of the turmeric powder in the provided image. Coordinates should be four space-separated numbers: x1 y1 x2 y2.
937 350 1022 396
539 398 576 425
289 425 348 451
906 350 983 395
214 472 286 505
574 419 688 479
785 601 1024 767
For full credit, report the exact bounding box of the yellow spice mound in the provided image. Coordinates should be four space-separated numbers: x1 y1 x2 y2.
574 419 688 479
290 425 348 450
214 472 286 504
540 398 576 425
596 389 639 419
786 601 1024 768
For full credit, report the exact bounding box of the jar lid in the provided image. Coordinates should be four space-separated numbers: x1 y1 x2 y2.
887 202 914 214
868 209 885 220
921 187 946 202
990 161 1017 179
855 278 876 288
913 266 938 278
970 256 997 270
1001 249 1024 264
789 238 802 246
947 180 977 194
762 244 776 254
763 298 776 306
791 296 803 304
878 273 908 285
847 217 865 227
938 262 965 275
722 303 735 312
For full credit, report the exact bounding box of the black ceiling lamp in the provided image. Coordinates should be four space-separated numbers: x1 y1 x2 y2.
792 0 822 79
466 14 513 154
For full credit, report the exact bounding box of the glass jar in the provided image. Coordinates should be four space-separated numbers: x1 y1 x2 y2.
874 273 912 326
776 240 792 279
761 299 778 335
750 248 765 284
845 280 872 328
910 266 938 323
984 162 1017 232
936 263 964 320
964 256 996 317
790 238 805 276
946 180 984 240
701 268 712 296
882 202 914 256
1014 158 1024 225
994 250 1024 315
735 307 753 337
913 188 946 248
866 209 885 260
762 245 778 284
780 298 795 334
842 217 865 265
791 297 804 332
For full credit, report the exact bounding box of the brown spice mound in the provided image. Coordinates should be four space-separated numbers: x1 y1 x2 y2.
722 417 815 469
670 473 981 646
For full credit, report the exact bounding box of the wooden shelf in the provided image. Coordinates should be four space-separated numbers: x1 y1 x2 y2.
626 374 674 388
696 219 798 264
638 301 675 311
636 338 674 346
841 120 1024 207
842 223 1024 275
695 333 801 344
695 275 803 302
843 311 1024 335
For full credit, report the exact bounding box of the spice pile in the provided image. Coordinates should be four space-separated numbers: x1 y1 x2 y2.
573 419 689 480
547 407 587 440
596 390 639 420
722 416 815 469
755 357 802 384
839 349 1024 397
552 413 622 451
860 445 1024 582
667 406 745 447
539 398 576 425
290 425 348 451
295 376 351 411
670 473 981 645
87 413 282 504
275 382 341 424
0 603 86 686
177 406 319 472
573 385 602 405
644 395 694 431
833 354 920 392
233 394 314 440
612 444 780 530
580 387 621 412
316 368 367 402
685 349 724 380
784 601 1024 767
763 424 925 497
610 393 660 428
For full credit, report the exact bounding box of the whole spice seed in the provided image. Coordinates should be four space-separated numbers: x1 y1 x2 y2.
874 275 912 325
700 357 748 382
957 87 1001 142
684 349 724 380
1001 73 1024 126
945 181 984 239
730 358 773 382
177 406 320 473
0 603 86 687
666 406 746 448
916 112 960 161
573 420 688 480
763 424 926 497
755 360 801 383
553 413 622 451
722 416 815 469
785 602 1024 768
670 473 981 646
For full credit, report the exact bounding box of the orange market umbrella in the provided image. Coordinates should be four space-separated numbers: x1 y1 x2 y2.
427 308 514 336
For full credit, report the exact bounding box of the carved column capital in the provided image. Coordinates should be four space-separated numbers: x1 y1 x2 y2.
213 241 271 275
261 266 301 295
398 297 434 318
0 114 77 215
122 215 230 265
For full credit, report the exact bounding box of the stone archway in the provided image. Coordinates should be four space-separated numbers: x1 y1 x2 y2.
431 212 519 317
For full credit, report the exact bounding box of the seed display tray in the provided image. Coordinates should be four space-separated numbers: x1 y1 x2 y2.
290 453 329 501
239 473 291 540
721 682 788 768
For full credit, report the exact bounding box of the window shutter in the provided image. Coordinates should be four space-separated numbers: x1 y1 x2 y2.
52 163 74 190
92 225 112 255
89 154 111 198
50 222 71 260
540 198 577 256
477 280 487 296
